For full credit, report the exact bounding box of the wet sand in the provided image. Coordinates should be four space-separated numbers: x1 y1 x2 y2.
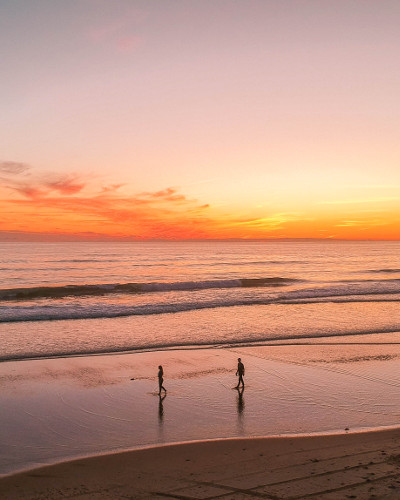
1 429 400 499
1 336 400 498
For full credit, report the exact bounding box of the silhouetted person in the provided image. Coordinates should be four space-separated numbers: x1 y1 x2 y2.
158 365 167 394
236 358 245 388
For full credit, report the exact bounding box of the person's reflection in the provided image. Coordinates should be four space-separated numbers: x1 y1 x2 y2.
237 386 245 415
158 393 166 424
236 386 245 434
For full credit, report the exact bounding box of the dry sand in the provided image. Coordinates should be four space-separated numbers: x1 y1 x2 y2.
1 429 400 499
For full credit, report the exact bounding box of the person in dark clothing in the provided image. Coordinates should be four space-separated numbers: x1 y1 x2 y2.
236 358 245 388
158 365 167 394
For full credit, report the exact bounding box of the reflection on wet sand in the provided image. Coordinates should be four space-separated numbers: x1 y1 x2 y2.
158 394 166 424
237 386 245 415
236 386 245 434
1 344 400 476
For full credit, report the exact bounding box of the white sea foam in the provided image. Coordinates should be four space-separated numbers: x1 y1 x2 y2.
1 280 399 323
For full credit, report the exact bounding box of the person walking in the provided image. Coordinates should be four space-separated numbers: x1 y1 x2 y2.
158 365 167 394
236 358 245 388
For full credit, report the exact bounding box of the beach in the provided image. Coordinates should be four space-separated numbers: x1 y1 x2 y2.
1 241 400 498
1 336 400 498
2 430 400 499
3 0 400 494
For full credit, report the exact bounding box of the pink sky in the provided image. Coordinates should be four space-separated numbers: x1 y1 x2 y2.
1 0 399 240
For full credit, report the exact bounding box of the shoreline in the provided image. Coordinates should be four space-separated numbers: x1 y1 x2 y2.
3 425 400 479
1 340 399 484
1 329 400 363
2 428 400 499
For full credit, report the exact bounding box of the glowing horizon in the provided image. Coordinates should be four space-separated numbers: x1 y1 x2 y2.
1 1 399 241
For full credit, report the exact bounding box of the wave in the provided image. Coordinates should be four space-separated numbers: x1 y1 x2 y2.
1 326 400 362
1 287 400 323
368 269 400 274
282 280 400 300
186 260 307 267
52 259 108 263
0 277 298 301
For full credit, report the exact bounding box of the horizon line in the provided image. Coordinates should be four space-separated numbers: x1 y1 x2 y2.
0 236 399 243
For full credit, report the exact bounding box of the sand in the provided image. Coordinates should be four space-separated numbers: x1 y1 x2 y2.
1 429 400 499
1 336 400 498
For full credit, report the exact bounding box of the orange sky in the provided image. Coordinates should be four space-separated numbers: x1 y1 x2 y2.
1 1 399 241
1 163 399 240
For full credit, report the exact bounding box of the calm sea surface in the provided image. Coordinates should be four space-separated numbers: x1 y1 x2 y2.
1 240 399 360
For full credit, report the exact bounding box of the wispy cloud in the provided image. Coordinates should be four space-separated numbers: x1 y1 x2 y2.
335 218 390 228
1 171 212 238
101 184 125 193
86 8 145 53
1 161 86 198
317 197 400 205
7 174 86 199
12 186 44 199
231 213 313 229
359 184 400 190
115 35 141 53
1 161 399 240
0 161 31 175
141 187 188 203
43 176 86 195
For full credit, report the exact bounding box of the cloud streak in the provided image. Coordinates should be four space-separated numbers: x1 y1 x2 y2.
43 176 86 195
0 170 213 239
317 197 400 205
85 7 145 53
0 161 31 175
1 163 86 199
1 162 399 241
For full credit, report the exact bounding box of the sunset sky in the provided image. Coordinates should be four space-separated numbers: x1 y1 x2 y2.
1 0 399 240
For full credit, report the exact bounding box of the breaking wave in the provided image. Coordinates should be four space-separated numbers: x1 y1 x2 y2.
1 279 400 323
0 277 298 301
368 269 400 274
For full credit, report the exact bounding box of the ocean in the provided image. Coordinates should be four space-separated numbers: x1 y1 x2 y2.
1 240 399 361
1 239 400 476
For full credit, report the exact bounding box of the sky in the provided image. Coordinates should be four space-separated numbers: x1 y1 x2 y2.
1 0 399 241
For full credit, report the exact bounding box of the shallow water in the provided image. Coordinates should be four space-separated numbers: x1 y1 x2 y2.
2 301 400 361
1 343 399 476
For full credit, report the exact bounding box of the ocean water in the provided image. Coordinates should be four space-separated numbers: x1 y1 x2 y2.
1 240 399 361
